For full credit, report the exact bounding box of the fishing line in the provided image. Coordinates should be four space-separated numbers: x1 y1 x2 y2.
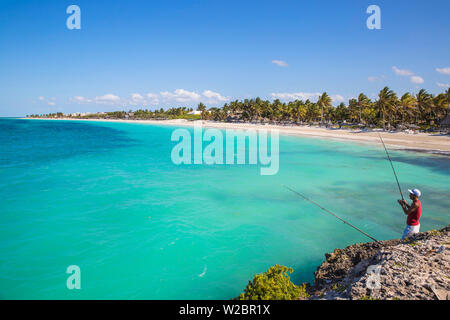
378 134 404 200
282 185 379 242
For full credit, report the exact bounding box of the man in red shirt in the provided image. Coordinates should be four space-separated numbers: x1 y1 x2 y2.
398 189 422 240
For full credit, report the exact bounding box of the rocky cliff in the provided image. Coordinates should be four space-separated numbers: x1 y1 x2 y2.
307 226 449 300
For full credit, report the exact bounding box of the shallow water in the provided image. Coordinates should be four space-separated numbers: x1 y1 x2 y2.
0 118 448 299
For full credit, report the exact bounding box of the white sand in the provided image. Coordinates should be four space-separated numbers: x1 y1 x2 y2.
28 118 450 154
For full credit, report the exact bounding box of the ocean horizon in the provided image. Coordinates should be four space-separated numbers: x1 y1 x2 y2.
0 118 448 299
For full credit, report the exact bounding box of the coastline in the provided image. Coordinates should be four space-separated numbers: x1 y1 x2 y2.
22 118 450 155
307 226 450 300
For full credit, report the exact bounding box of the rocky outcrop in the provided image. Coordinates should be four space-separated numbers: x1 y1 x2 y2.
308 226 449 300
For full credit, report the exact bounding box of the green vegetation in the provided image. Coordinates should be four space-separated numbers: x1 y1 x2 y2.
359 295 380 300
408 241 420 247
238 264 309 300
28 87 450 131
332 283 347 293
429 230 441 236
28 107 201 121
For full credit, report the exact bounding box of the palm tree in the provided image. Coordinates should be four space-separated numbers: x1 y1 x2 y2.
445 88 450 117
356 93 370 124
377 87 398 130
197 102 206 112
305 100 320 122
399 93 417 126
415 89 433 125
347 98 358 123
433 93 448 123
334 102 348 124
271 99 283 123
317 92 332 125
293 100 307 124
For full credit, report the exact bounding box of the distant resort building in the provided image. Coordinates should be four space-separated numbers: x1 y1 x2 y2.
189 110 202 115
440 114 450 129
70 112 93 117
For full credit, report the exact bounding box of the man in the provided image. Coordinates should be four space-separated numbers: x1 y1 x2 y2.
398 189 422 240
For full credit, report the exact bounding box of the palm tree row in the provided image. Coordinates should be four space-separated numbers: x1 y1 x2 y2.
201 87 449 130
29 107 198 120
29 87 449 130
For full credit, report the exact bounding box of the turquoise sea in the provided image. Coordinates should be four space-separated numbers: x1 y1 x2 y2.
0 118 448 299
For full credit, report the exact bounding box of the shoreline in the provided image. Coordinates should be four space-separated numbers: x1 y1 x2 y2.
22 118 450 156
307 226 449 300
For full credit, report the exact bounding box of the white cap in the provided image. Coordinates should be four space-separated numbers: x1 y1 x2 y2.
408 188 421 197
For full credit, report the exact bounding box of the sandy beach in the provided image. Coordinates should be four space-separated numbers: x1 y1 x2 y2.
29 118 450 155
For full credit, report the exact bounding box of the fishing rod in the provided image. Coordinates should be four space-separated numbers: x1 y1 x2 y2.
378 133 404 200
282 185 379 242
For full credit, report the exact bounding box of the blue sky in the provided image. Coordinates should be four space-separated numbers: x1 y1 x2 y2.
0 0 449 116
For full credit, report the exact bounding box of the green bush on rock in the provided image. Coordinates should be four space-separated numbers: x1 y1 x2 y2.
238 264 309 300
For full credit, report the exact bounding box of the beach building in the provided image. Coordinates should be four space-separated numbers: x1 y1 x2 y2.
440 114 450 129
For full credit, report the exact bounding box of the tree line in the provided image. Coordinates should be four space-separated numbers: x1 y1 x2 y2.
201 87 449 130
28 87 449 130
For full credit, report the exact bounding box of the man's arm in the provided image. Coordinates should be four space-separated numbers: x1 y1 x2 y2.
398 200 416 215
404 202 418 215
407 202 418 215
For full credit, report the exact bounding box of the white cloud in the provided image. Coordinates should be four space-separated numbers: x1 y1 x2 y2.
159 89 230 105
272 60 289 67
160 89 201 103
94 94 121 104
392 66 414 76
202 90 229 103
392 66 424 85
72 94 122 105
127 93 146 106
331 94 345 102
145 93 160 105
368 75 385 82
146 93 158 99
73 94 122 105
130 93 144 101
410 76 424 84
436 67 450 75
271 92 345 103
67 89 229 107
437 82 450 88
72 96 93 103
38 96 58 106
271 92 321 102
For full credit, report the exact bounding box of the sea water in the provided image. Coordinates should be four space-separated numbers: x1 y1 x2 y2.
0 118 448 299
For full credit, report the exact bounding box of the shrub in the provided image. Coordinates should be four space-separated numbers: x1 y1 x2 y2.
408 241 420 247
429 230 440 236
332 283 347 293
238 264 309 300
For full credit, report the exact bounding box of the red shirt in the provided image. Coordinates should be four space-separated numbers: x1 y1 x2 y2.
406 199 421 226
